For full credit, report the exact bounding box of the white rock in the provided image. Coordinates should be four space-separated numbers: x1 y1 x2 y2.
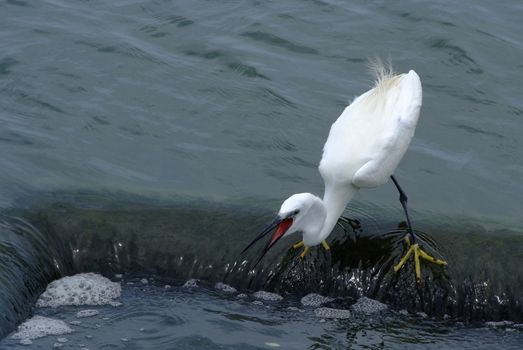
214 282 237 293
11 316 72 340
182 279 199 288
351 297 388 315
253 291 283 302
36 273 121 308
314 307 351 319
76 310 99 318
300 293 333 307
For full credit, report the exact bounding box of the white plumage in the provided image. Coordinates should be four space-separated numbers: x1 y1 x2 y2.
243 64 423 262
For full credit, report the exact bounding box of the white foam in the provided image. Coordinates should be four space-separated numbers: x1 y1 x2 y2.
182 279 199 288
214 282 237 293
300 293 333 307
11 316 72 340
485 320 513 328
36 273 121 308
140 278 149 285
19 339 32 345
253 291 283 302
76 310 99 318
314 307 352 319
351 297 388 315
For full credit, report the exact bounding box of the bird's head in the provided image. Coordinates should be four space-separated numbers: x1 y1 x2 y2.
241 193 326 266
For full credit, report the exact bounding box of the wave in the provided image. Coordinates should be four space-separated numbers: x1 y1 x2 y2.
0 191 521 337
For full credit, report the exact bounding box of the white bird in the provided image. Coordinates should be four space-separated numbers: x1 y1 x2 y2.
242 62 446 282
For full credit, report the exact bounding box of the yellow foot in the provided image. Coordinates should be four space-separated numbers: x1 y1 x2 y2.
321 240 330 251
293 240 304 249
393 241 447 283
299 246 310 259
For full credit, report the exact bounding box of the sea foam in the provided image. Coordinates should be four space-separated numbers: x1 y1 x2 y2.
36 273 121 308
11 316 72 341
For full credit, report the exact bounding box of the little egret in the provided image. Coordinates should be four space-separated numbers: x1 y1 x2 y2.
242 63 447 282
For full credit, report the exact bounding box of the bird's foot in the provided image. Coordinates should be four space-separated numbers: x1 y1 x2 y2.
292 240 304 249
393 237 447 283
292 240 310 258
292 240 330 259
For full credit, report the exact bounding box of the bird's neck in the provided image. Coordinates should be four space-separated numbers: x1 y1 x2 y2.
319 182 358 241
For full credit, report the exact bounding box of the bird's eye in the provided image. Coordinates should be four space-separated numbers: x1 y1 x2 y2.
292 210 300 216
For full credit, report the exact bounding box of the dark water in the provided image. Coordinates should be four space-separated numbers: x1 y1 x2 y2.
1 0 523 347
2 278 523 350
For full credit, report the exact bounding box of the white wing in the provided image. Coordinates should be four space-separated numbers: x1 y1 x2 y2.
319 70 422 189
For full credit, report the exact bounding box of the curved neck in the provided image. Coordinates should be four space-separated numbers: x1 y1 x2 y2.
319 182 358 240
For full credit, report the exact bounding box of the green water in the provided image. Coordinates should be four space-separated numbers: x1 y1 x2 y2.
1 0 523 348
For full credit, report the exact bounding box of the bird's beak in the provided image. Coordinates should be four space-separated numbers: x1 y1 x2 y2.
241 216 294 267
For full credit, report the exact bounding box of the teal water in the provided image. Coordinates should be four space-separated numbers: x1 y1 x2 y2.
1 0 523 347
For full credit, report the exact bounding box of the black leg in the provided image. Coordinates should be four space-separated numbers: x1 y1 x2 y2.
390 175 417 243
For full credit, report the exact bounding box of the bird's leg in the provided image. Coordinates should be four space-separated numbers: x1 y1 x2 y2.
321 240 330 250
390 175 416 243
390 175 447 283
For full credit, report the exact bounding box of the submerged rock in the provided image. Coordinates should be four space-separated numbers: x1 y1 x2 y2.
314 307 351 319
253 291 283 302
300 293 333 307
351 297 388 315
36 273 121 308
11 316 72 340
214 282 237 293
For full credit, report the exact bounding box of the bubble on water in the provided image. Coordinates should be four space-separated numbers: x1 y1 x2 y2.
69 321 82 325
36 273 121 308
19 339 32 345
114 274 123 279
253 291 283 302
236 293 248 299
53 343 63 348
76 309 99 318
140 278 149 285
11 316 73 340
351 297 388 315
56 337 68 343
300 293 333 307
164 285 172 289
314 307 352 319
214 282 237 293
252 300 264 306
